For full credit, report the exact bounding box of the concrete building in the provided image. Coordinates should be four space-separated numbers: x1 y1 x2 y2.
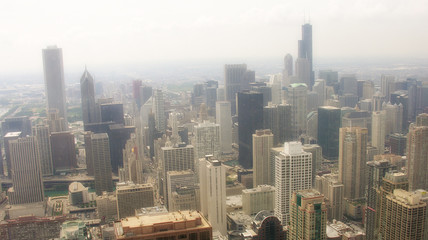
274 142 312 225
152 89 166 133
96 192 118 221
91 133 113 195
242 185 275 216
252 129 274 187
365 160 396 240
3 131 22 177
169 186 200 213
193 121 221 159
121 133 142 184
166 170 198 211
407 113 428 191
315 174 344 221
383 102 403 135
68 182 90 206
289 189 327 240
8 136 44 205
216 101 233 154
287 83 308 139
199 157 227 236
59 221 92 239
32 124 53 176
339 127 368 200
116 182 154 219
389 133 407 156
381 189 426 240
46 108 67 132
224 64 250 115
114 210 212 240
42 46 67 124
263 103 292 145
371 111 386 155
302 144 323 185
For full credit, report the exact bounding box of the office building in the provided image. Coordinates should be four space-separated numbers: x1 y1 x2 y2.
166 170 199 211
263 103 292 145
381 189 426 240
341 111 371 137
216 101 232 154
383 102 403 134
32 124 53 176
199 157 227 235
96 192 118 221
302 144 322 185
319 70 338 86
242 185 275 216
42 46 67 123
288 83 308 139
1 116 32 137
100 103 124 124
339 74 358 96
237 91 263 169
252 129 274 187
59 221 92 239
114 210 212 240
318 106 341 160
194 121 221 159
122 133 142 184
289 189 327 240
46 108 67 132
315 173 344 221
274 142 312 225
339 127 368 200
3 131 22 177
371 111 386 154
299 23 314 87
224 64 248 114
152 89 166 133
389 133 407 156
295 57 311 88
116 182 154 219
50 131 77 171
407 113 428 191
8 136 44 205
80 68 97 125
365 160 396 240
381 75 396 101
91 133 113 195
252 214 287 240
283 53 293 79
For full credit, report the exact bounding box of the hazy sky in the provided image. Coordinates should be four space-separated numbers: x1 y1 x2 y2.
1 0 427 74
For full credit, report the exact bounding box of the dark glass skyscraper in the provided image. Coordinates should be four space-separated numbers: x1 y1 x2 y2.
299 24 314 87
80 68 97 125
318 106 341 160
237 91 263 169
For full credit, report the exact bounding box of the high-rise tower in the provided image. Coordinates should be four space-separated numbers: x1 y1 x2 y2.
216 101 232 154
407 113 428 191
288 83 308 139
32 124 53 176
317 106 341 160
237 91 263 169
42 46 67 126
299 23 314 88
91 133 113 195
252 129 274 187
80 68 97 125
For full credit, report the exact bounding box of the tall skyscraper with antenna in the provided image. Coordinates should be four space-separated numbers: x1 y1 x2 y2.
297 23 314 89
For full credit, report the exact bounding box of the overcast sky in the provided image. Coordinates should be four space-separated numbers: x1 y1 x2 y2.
1 0 427 74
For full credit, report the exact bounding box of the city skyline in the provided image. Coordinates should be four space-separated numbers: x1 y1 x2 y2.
0 0 427 75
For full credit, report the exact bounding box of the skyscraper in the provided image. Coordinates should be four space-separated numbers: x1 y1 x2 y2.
371 111 386 154
299 23 314 87
199 157 227 236
288 83 308 139
283 54 293 78
407 113 428 191
237 91 263 169
216 101 232 154
365 160 396 240
80 67 97 125
381 189 426 240
295 57 311 88
338 127 368 200
193 121 221 160
317 106 341 160
289 189 327 240
50 131 77 171
8 136 44 205
32 124 53 176
252 129 274 187
263 103 292 145
152 89 166 133
224 64 251 115
116 182 154 219
91 133 113 195
275 142 312 224
42 46 67 125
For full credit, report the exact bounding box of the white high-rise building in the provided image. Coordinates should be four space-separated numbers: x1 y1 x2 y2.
274 141 312 225
193 121 220 160
269 74 282 105
216 101 232 154
8 136 44 205
199 157 227 236
153 89 166 133
372 111 386 154
253 129 274 187
288 83 308 139
383 102 403 135
42 46 67 125
313 79 326 106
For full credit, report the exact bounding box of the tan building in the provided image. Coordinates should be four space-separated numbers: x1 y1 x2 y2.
315 174 344 221
166 170 198 211
169 187 200 212
96 192 117 221
407 113 428 191
252 129 274 187
91 133 113 195
339 127 368 200
242 185 275 216
289 189 327 240
116 182 154 219
381 189 426 240
32 124 53 176
115 210 212 240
